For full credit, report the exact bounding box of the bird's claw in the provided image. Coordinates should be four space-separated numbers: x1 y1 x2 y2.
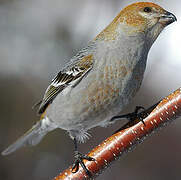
127 106 146 126
72 151 95 176
111 106 146 126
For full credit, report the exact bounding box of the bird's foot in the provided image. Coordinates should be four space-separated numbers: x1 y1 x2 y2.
72 151 95 176
111 106 146 125
111 106 150 134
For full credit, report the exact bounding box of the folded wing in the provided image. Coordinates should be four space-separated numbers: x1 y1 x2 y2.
38 54 94 114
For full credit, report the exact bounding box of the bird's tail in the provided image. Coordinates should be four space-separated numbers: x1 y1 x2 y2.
1 117 57 156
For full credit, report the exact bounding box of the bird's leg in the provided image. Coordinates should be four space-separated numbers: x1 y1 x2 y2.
110 106 146 125
71 138 95 176
111 103 160 133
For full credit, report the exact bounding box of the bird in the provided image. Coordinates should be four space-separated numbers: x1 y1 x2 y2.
2 2 177 175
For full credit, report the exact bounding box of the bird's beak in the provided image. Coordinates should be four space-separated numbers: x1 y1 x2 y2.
159 11 177 26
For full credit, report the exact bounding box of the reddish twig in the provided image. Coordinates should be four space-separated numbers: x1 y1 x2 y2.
53 87 181 180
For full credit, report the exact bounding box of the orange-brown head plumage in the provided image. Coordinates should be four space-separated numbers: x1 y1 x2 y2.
96 2 176 40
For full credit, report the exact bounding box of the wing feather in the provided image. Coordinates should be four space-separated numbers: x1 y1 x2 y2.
38 54 94 114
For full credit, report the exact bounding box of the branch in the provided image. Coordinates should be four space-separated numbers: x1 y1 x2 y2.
53 87 181 180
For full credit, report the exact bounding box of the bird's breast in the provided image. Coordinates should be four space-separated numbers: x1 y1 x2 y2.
78 58 137 113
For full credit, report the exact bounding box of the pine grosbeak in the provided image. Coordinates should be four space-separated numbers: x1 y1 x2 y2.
2 2 176 174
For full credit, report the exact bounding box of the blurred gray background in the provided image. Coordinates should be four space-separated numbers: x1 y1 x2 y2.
0 0 181 179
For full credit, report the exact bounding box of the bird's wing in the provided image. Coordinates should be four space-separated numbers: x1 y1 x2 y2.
38 54 94 114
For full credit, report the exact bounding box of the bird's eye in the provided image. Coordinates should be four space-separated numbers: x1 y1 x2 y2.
143 7 152 13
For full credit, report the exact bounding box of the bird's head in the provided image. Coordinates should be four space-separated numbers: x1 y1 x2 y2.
119 2 176 33
96 2 176 41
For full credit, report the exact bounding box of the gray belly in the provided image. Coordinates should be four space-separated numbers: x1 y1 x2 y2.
46 59 145 131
